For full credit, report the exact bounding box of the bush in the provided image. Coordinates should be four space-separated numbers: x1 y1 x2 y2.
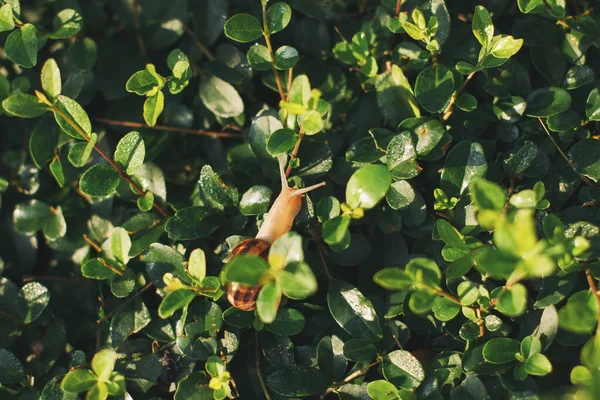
1 0 599 399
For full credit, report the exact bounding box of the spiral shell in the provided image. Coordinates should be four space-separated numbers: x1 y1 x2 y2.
225 238 270 311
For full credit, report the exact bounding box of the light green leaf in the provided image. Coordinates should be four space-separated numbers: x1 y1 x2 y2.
114 131 145 174
41 58 62 99
143 90 164 127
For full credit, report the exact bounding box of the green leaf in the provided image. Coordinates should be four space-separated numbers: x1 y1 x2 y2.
264 307 305 335
223 14 263 43
382 350 425 389
199 164 239 210
110 227 131 265
41 58 62 99
432 296 461 321
470 178 506 210
520 336 542 359
225 254 270 286
82 258 119 280
386 180 416 210
586 88 600 121
322 215 351 246
524 353 552 376
267 128 298 157
472 6 493 48
143 90 164 127
80 164 120 197
367 380 400 400
114 131 145 174
278 261 318 300
490 36 524 59
49 156 64 187
375 65 420 127
13 199 67 240
526 87 571 117
346 164 392 209
495 283 528 317
493 96 526 123
158 289 196 318
455 93 478 112
265 2 292 34
415 65 455 113
91 349 117 382
482 338 520 364
165 206 224 240
274 45 299 70
247 44 272 71
257 281 282 324
19 281 50 323
343 338 377 362
568 139 600 183
110 297 151 344
518 0 544 13
373 268 413 290
558 290 597 334
386 132 419 179
317 335 347 381
301 110 325 135
2 93 50 118
188 248 206 283
137 191 154 212
239 185 272 216
5 23 38 68
50 9 82 39
441 141 487 198
327 278 383 342
199 76 244 118
126 69 161 96
174 372 213 399
61 368 97 393
54 95 92 139
0 4 15 32
68 133 97 167
436 219 468 249
406 257 441 288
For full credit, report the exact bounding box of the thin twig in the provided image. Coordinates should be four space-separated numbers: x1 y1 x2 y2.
395 0 403 17
442 71 475 121
0 310 22 323
307 225 332 278
93 117 241 139
255 331 272 400
131 0 147 56
285 129 304 177
286 68 293 101
83 234 102 252
538 117 595 187
262 3 286 101
320 360 381 399
22 275 84 284
183 24 216 62
96 282 154 324
585 269 600 335
53 108 171 217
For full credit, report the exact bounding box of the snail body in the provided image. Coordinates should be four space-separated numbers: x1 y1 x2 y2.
225 156 325 310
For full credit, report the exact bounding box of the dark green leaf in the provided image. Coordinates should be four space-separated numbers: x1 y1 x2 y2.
80 164 120 197
265 2 292 34
415 65 455 113
441 141 487 198
382 350 425 389
526 87 571 117
50 9 82 39
482 338 520 364
199 76 244 118
2 93 50 118
223 14 263 43
5 23 37 68
158 289 196 318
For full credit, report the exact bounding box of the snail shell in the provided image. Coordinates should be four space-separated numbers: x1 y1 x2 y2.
225 238 270 311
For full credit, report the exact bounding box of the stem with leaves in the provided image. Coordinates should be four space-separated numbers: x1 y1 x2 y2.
261 2 286 101
52 107 170 217
441 70 475 121
320 360 381 399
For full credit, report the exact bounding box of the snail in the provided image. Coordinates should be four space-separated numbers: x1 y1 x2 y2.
226 155 326 311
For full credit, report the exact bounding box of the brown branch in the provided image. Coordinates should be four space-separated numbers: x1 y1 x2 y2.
83 234 102 252
395 0 403 17
538 117 596 188
255 331 272 400
53 108 171 217
285 130 304 177
286 68 293 101
262 3 286 101
93 117 242 139
320 360 381 399
96 281 154 324
585 269 600 335
442 70 475 121
183 24 216 62
22 275 84 284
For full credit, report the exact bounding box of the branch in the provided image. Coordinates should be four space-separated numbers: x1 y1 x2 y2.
441 70 475 121
96 282 154 324
320 360 381 399
183 24 216 62
262 3 286 101
285 129 304 177
53 108 170 217
585 269 600 335
255 331 272 400
538 117 596 187
93 117 242 139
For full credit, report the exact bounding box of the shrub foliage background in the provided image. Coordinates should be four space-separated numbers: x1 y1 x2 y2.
1 0 600 399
